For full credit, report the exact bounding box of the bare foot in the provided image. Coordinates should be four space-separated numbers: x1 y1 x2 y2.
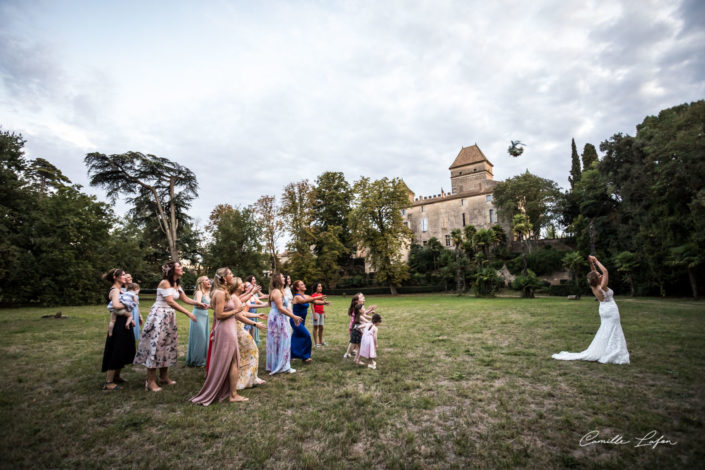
254 378 266 385
159 377 176 386
229 395 249 403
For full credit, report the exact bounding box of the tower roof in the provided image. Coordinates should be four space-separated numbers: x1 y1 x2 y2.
449 145 493 169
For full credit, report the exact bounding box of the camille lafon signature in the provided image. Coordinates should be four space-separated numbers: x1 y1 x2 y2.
579 430 678 449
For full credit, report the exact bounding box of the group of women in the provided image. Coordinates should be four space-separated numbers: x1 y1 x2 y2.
100 261 328 404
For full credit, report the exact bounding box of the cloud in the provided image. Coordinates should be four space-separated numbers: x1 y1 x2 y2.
1 0 703 226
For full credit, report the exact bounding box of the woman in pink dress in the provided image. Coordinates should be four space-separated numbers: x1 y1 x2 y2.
190 268 254 405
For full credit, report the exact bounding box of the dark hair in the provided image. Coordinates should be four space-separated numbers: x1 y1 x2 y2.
102 268 125 284
292 280 305 293
353 303 364 323
245 275 256 284
348 293 362 317
283 274 291 288
269 272 284 305
162 260 181 287
372 313 382 324
311 282 323 293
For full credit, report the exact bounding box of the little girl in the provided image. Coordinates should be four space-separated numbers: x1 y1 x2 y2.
358 314 381 369
343 293 376 359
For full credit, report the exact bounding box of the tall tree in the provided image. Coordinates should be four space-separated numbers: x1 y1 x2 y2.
254 194 283 272
451 228 464 294
569 138 582 189
493 171 561 239
349 177 412 295
26 158 71 195
581 143 598 170
203 204 265 278
313 171 354 276
84 151 198 261
280 180 319 283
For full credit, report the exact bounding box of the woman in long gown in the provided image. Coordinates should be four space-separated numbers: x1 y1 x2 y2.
231 282 267 389
290 280 327 363
552 255 630 365
185 276 211 367
134 261 206 392
101 268 135 390
191 268 251 405
266 273 303 375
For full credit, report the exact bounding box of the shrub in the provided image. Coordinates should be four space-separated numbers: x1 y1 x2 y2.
511 269 543 298
473 267 504 297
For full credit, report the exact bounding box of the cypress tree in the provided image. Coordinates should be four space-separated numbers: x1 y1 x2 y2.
569 138 581 189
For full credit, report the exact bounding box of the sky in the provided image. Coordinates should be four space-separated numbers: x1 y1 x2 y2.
1 0 704 230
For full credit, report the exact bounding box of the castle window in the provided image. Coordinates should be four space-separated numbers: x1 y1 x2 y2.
486 195 492 202
462 213 466 226
461 199 464 206
422 218 428 232
402 209 406 215
474 168 478 172
423 240 427 246
404 221 408 227
445 235 451 246
421 206 424 213
489 209 495 224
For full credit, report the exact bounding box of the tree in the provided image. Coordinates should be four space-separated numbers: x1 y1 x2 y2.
614 251 639 297
349 177 412 295
667 243 702 299
512 213 533 276
569 138 582 189
253 194 283 272
451 229 464 294
26 158 71 195
581 143 599 170
562 251 587 298
203 204 265 278
492 171 561 239
84 151 198 262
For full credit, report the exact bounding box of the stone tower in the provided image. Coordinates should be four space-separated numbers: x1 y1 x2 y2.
449 145 494 194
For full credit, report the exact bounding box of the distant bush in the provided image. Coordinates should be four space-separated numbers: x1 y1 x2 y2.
507 247 569 276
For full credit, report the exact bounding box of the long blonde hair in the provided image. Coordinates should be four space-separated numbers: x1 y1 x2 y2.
211 267 231 297
195 276 209 295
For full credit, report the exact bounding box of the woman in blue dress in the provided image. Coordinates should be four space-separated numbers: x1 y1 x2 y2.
291 280 327 363
186 276 211 367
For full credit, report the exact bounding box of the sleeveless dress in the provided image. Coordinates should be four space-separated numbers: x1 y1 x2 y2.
291 294 312 360
244 293 261 346
185 293 210 367
134 286 181 368
359 324 377 359
191 299 240 405
552 288 630 364
102 287 136 371
266 296 293 374
131 297 141 341
236 318 264 389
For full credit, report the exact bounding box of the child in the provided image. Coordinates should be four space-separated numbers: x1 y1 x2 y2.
311 282 330 347
358 314 381 369
107 283 138 336
344 293 376 359
128 283 143 340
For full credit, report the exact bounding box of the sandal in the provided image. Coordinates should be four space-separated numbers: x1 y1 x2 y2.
102 382 120 391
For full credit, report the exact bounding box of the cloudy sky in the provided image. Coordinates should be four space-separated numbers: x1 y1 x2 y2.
1 0 703 228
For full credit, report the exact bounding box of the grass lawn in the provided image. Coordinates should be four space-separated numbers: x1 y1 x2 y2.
0 294 703 469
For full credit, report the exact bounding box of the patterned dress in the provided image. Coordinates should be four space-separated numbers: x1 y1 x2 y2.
266 296 293 374
236 319 263 389
191 299 240 406
134 286 181 368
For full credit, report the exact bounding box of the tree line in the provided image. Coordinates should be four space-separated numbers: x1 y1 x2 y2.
1 100 702 305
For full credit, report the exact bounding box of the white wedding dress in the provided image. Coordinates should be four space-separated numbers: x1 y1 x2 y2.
552 288 630 364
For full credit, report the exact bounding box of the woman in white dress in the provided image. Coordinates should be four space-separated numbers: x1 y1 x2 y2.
552 255 630 364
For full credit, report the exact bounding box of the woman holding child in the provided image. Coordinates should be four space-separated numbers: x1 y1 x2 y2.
101 268 135 391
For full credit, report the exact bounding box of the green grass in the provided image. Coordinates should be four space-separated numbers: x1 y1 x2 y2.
1 294 703 469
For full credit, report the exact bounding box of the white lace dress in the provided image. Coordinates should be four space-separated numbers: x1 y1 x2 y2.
552 288 630 364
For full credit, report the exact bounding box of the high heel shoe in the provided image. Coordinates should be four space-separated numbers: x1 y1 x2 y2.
145 381 162 392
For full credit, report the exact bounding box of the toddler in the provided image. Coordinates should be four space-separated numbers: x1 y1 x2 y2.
357 314 381 369
107 283 138 336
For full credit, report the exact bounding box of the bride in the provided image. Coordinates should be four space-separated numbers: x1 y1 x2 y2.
552 255 630 365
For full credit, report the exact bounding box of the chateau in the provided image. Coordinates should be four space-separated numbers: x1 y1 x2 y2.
404 145 507 247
